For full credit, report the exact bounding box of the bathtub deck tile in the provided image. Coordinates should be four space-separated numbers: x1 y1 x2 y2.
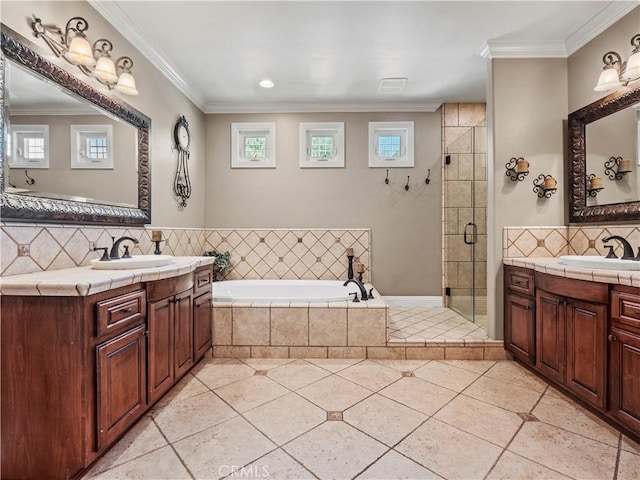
271 308 309 346
329 301 349 309
270 302 291 308
348 309 387 346
232 302 252 308
309 308 347 347
212 301 233 308
308 302 330 308
347 301 368 309
251 302 273 308
233 307 270 345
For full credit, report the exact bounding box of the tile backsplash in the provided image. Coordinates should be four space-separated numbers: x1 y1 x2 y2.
0 224 370 282
504 225 640 258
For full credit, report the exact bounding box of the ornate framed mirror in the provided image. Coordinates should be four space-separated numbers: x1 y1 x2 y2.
568 85 640 223
0 25 150 225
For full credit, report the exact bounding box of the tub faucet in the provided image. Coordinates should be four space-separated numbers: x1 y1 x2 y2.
602 235 635 260
344 278 368 301
110 236 139 260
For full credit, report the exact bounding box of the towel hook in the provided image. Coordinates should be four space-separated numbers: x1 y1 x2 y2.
425 169 431 185
405 176 410 191
24 170 35 185
385 169 389 185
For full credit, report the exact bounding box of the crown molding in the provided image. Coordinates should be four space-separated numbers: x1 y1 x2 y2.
88 0 206 112
480 1 639 59
204 102 443 114
565 1 639 55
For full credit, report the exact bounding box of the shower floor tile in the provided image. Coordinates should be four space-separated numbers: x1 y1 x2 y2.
387 307 489 342
81 358 634 480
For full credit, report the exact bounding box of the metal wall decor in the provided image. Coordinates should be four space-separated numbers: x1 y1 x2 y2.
604 156 632 181
586 174 604 197
505 157 529 181
173 116 192 208
533 174 558 198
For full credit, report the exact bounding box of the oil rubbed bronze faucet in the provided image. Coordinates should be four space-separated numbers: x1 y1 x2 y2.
602 235 636 260
344 278 369 301
109 236 139 260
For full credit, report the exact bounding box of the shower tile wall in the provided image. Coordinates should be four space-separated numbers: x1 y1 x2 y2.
0 224 370 282
442 103 487 315
504 225 640 258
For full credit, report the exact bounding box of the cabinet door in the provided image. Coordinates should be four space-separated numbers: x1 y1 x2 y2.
148 297 174 404
194 292 212 361
566 299 607 409
174 291 194 379
610 329 640 434
96 325 146 449
536 290 566 384
505 293 535 365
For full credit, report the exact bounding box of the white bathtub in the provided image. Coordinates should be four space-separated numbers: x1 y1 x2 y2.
212 279 361 303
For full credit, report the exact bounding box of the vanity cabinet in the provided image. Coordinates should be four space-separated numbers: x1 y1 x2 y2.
0 263 214 480
504 265 637 441
504 266 536 365
609 285 640 433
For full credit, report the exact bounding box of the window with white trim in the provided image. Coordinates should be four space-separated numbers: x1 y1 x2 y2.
10 125 50 168
70 125 113 169
231 123 276 168
368 121 414 167
299 122 344 168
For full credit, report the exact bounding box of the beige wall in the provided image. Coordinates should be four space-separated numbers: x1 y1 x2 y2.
9 114 138 205
2 1 206 227
204 112 442 296
488 58 569 338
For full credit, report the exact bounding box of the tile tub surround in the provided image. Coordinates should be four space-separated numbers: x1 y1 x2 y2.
1 225 370 281
504 225 640 259
213 289 389 359
80 358 637 480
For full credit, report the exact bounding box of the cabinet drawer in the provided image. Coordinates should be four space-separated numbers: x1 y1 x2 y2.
194 267 213 296
612 289 640 334
96 290 146 338
505 267 535 296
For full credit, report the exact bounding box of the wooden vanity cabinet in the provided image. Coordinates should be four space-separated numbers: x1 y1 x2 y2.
609 285 640 433
504 266 536 365
147 273 194 405
193 265 213 361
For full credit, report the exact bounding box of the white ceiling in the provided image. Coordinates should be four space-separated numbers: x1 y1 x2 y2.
90 1 639 113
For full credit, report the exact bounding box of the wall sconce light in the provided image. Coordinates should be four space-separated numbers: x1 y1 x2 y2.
533 174 558 198
505 157 529 181
31 16 138 95
594 33 640 91
604 156 632 180
586 174 604 197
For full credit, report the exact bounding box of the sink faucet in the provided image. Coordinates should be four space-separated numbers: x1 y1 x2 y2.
344 278 368 301
602 235 635 260
110 236 139 260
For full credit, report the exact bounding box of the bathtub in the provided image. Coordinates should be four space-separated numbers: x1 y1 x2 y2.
212 279 361 303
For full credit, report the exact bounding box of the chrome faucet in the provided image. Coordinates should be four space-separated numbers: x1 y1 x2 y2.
109 236 139 260
344 278 368 301
602 235 635 260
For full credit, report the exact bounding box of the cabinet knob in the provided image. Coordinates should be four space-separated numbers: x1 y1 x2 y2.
608 334 617 342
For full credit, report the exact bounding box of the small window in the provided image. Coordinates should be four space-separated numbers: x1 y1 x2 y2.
232 123 276 168
368 121 414 167
299 122 344 168
71 125 113 169
9 125 50 168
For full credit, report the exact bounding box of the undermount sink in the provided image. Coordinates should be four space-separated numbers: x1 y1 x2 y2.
559 255 640 271
90 255 174 270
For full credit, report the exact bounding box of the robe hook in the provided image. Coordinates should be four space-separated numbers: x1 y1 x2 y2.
425 169 431 184
385 169 389 185
405 176 410 191
24 170 35 185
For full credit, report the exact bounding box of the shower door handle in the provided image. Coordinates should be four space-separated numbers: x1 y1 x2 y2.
464 223 477 245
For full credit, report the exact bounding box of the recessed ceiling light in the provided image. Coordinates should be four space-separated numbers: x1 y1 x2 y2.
259 79 275 88
378 77 407 94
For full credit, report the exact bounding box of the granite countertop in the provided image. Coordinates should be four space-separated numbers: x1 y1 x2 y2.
503 257 640 287
0 256 215 297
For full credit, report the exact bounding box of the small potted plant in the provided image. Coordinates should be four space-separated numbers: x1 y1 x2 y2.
203 250 232 280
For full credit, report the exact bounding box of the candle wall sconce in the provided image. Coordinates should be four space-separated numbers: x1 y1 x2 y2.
586 174 605 197
533 174 558 198
505 157 529 181
604 156 632 180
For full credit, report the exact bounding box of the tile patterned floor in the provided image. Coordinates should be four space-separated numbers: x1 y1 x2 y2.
388 307 489 343
82 358 640 480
